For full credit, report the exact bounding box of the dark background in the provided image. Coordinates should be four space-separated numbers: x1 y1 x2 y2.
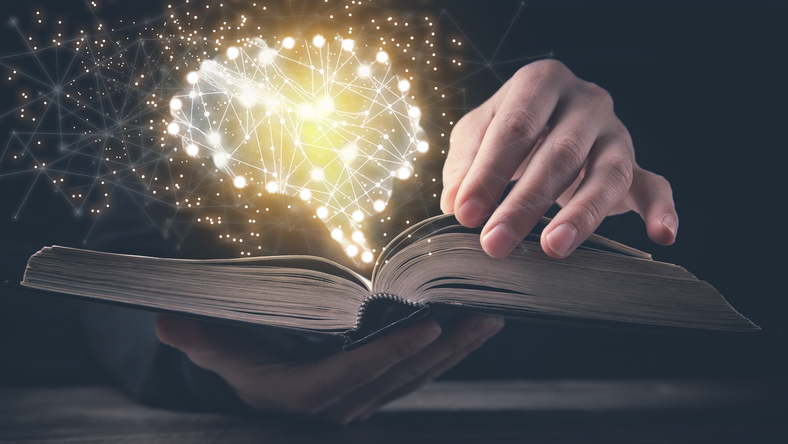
1 0 786 382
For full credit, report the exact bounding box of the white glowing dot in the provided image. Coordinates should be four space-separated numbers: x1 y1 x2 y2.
341 144 357 162
186 72 199 84
282 37 295 49
189 91 197 99
312 35 325 48
227 47 240 59
299 189 312 201
170 98 182 111
311 169 324 181
266 181 278 193
300 105 315 119
185 144 199 156
398 79 411 92
341 39 355 51
208 133 221 145
317 206 329 219
373 200 386 212
409 106 421 119
361 251 374 263
397 166 412 180
352 210 364 222
417 140 429 153
167 122 180 135
233 176 247 188
376 51 389 63
352 231 365 243
259 49 275 64
346 245 359 257
213 153 227 167
319 98 333 113
331 228 344 241
241 91 256 107
358 65 371 77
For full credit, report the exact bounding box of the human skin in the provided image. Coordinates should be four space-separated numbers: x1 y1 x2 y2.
156 60 677 425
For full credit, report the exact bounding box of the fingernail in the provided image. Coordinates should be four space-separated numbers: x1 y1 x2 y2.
661 214 678 240
546 223 577 257
468 317 503 341
414 325 442 348
482 224 519 258
456 197 488 226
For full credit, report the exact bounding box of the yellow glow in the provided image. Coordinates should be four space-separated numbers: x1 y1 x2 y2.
233 176 247 188
376 51 389 63
341 39 355 51
312 35 326 48
282 37 295 49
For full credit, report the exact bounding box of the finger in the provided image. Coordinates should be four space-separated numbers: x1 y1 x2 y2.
478 89 612 258
356 317 506 422
441 97 499 213
320 316 504 424
540 133 635 258
453 63 565 227
623 167 679 245
294 319 442 413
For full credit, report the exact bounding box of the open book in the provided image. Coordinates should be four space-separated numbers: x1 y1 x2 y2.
17 214 759 349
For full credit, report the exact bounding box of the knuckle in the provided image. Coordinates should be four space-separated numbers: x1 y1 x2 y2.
530 59 567 77
585 82 615 113
549 135 586 171
497 109 541 144
576 196 607 228
501 197 543 231
602 156 634 193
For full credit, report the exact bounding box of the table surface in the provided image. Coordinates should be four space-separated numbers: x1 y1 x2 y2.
1 380 787 443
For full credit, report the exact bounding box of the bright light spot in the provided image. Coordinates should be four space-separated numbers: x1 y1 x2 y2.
189 91 197 99
341 39 355 51
352 210 364 222
241 90 256 107
208 133 221 145
170 98 182 111
373 200 386 212
233 176 247 188
341 144 357 162
300 105 315 119
227 47 240 60
312 35 325 48
361 251 374 263
358 65 371 77
185 144 199 156
319 97 333 114
408 106 421 119
317 206 329 219
346 245 359 257
376 51 389 63
352 231 365 243
265 181 278 193
299 189 312 201
186 72 199 84
398 79 411 92
282 37 295 49
259 49 275 64
417 140 429 153
167 122 180 135
213 153 227 167
397 166 412 180
311 169 324 181
331 228 344 241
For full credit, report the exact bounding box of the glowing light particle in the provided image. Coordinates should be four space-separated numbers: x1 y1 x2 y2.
341 39 355 51
185 144 199 156
317 206 329 219
282 37 295 49
376 51 389 63
341 144 357 162
265 181 278 193
417 140 429 153
352 231 365 243
186 72 199 84
227 47 240 60
170 98 183 111
167 122 180 135
373 200 386 212
259 48 275 64
312 35 326 48
346 245 359 257
362 251 374 263
352 210 364 222
213 153 227 167
311 169 324 181
408 106 421 119
358 65 371 77
398 79 411 92
319 98 333 114
208 133 221 145
331 228 344 241
233 176 247 188
397 166 412 180
299 189 312 201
